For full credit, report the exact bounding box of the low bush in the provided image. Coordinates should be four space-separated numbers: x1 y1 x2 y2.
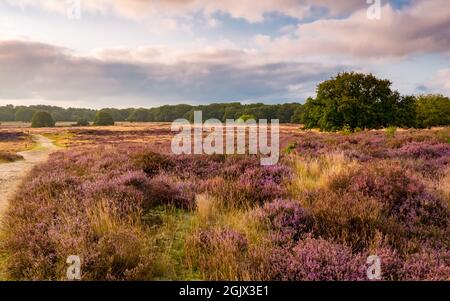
0 151 23 163
31 111 55 128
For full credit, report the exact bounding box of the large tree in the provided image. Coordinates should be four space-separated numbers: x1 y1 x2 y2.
415 94 450 128
303 72 410 131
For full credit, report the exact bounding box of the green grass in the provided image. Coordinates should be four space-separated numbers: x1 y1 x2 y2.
41 132 74 148
146 206 200 280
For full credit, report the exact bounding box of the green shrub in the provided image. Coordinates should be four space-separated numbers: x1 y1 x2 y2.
31 111 55 128
93 111 114 126
340 124 352 135
238 114 256 122
283 142 297 154
385 126 397 138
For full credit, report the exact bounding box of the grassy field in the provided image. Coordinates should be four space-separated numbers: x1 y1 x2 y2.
0 131 36 163
0 124 448 280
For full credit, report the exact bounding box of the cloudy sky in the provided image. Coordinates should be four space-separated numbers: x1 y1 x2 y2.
0 0 449 108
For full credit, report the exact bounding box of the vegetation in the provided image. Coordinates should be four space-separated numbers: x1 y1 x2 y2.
14 107 35 122
0 103 302 124
1 127 448 280
238 114 256 121
301 72 417 131
0 131 35 157
1 73 449 131
0 151 23 163
31 111 55 128
75 118 90 126
93 111 115 126
415 94 450 128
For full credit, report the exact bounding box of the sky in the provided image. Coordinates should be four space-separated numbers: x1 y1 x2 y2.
0 0 449 109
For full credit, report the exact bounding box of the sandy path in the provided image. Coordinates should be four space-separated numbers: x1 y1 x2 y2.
0 135 58 217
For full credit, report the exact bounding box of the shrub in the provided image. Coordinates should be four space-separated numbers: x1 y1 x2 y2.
142 174 196 210
188 228 249 280
0 151 24 162
31 111 55 128
237 165 291 205
134 151 175 177
282 142 297 154
304 191 385 252
401 248 450 280
385 126 397 138
238 114 256 122
93 111 115 126
258 199 313 245
330 161 449 230
264 236 366 281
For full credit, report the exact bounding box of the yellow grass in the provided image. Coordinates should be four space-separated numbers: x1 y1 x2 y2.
287 152 359 197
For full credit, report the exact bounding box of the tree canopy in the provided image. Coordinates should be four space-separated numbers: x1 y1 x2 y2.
31 111 55 128
93 111 115 126
302 72 418 131
15 107 35 122
415 94 450 128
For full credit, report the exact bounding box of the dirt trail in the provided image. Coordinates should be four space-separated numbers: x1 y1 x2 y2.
0 135 58 217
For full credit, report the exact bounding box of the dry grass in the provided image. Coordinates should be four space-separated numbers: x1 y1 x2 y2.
287 152 359 197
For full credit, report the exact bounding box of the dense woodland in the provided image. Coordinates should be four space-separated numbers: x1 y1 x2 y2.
1 72 449 130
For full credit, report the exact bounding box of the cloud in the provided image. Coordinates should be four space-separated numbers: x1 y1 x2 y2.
264 0 450 59
431 69 450 94
7 0 367 22
0 39 344 107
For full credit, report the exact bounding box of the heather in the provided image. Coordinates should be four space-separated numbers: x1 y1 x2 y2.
0 151 23 163
1 127 449 280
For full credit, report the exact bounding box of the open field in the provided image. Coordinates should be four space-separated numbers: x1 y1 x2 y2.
0 131 36 163
0 124 448 280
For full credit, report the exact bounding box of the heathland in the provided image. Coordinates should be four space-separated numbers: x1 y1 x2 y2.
0 72 448 280
0 124 448 280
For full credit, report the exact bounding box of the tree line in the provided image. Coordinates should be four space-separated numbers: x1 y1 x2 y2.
0 103 302 124
1 72 449 130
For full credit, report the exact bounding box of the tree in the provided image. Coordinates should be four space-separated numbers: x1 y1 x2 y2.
93 111 115 126
303 72 407 131
291 105 305 124
51 112 66 122
15 107 35 122
0 105 15 121
415 94 450 128
31 111 55 128
127 108 149 122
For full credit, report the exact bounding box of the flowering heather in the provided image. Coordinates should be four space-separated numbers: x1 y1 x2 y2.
1 127 449 280
263 237 366 281
258 199 313 245
0 131 27 142
237 164 292 204
333 161 449 230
